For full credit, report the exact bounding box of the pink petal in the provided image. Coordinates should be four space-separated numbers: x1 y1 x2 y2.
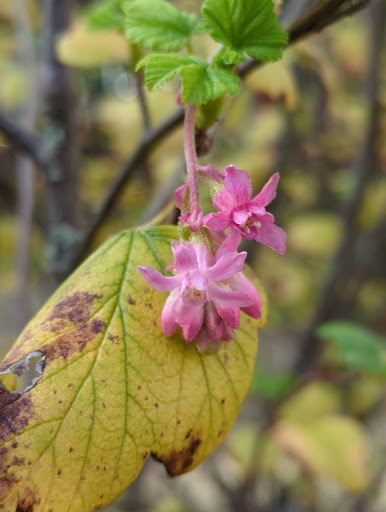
247 204 266 215
137 266 181 291
203 211 231 231
195 329 214 352
193 243 215 271
223 165 252 206
255 218 287 254
251 173 279 208
176 302 204 342
205 251 247 281
161 290 180 336
175 183 188 210
179 274 206 307
213 188 236 212
205 302 224 340
179 207 203 232
208 282 253 307
222 324 236 341
172 242 198 272
230 273 262 319
216 229 242 259
216 304 240 329
232 207 250 226
198 165 224 183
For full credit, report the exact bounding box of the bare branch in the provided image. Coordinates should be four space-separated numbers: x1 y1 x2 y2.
65 109 184 274
0 111 50 172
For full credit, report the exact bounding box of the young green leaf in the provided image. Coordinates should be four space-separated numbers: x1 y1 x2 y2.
137 54 208 91
317 321 386 376
124 0 202 52
181 66 240 104
87 0 124 31
0 226 265 512
202 0 288 62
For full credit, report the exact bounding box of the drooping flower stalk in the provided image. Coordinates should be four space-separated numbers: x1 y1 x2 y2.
179 104 203 231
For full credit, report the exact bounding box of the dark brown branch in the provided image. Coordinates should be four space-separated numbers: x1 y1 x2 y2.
65 109 184 274
0 111 50 172
238 0 372 78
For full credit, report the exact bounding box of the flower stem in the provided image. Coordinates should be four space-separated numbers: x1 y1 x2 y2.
184 103 201 215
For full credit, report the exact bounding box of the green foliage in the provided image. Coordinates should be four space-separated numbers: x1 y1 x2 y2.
317 321 386 377
124 0 202 52
87 0 124 31
180 65 240 104
138 54 240 104
137 54 207 91
250 367 296 401
202 0 288 63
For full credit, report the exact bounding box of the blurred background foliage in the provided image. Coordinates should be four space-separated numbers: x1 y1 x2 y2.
0 0 385 511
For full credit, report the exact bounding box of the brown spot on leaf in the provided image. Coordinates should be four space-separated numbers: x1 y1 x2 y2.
152 436 202 476
0 396 35 441
0 474 20 502
127 295 136 306
48 292 102 326
11 456 25 467
221 398 225 404
16 486 40 512
185 429 192 440
108 334 119 344
69 447 74 452
42 318 106 363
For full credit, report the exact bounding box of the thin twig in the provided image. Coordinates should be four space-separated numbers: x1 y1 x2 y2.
12 0 39 329
238 0 372 78
0 111 49 172
66 109 184 274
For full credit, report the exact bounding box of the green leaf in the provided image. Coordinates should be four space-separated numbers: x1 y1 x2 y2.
181 66 240 104
137 54 208 91
86 0 124 31
0 225 264 511
317 321 386 376
250 367 296 401
202 0 288 62
124 0 202 52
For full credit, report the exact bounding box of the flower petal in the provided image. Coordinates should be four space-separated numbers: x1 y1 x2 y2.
137 266 181 291
216 229 242 259
161 290 180 336
224 165 252 205
203 211 231 231
254 218 287 254
208 282 253 307
193 243 215 271
216 304 240 329
213 187 236 212
232 207 250 226
172 242 198 272
178 303 204 342
175 183 188 210
205 302 224 340
229 273 262 319
205 251 247 281
198 165 224 183
251 173 279 208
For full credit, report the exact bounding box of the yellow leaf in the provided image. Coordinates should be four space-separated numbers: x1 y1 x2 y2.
245 57 298 112
279 382 341 421
56 22 129 68
274 415 369 493
0 226 264 511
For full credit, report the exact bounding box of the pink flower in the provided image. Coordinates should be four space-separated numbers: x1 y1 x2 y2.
175 184 203 232
137 241 260 349
203 165 286 254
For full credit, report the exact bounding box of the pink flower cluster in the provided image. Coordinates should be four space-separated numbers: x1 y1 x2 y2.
138 164 286 352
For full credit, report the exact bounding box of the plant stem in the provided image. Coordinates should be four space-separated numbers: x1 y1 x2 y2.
183 104 201 216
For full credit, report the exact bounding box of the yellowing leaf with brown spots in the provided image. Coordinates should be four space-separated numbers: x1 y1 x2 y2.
0 226 265 512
